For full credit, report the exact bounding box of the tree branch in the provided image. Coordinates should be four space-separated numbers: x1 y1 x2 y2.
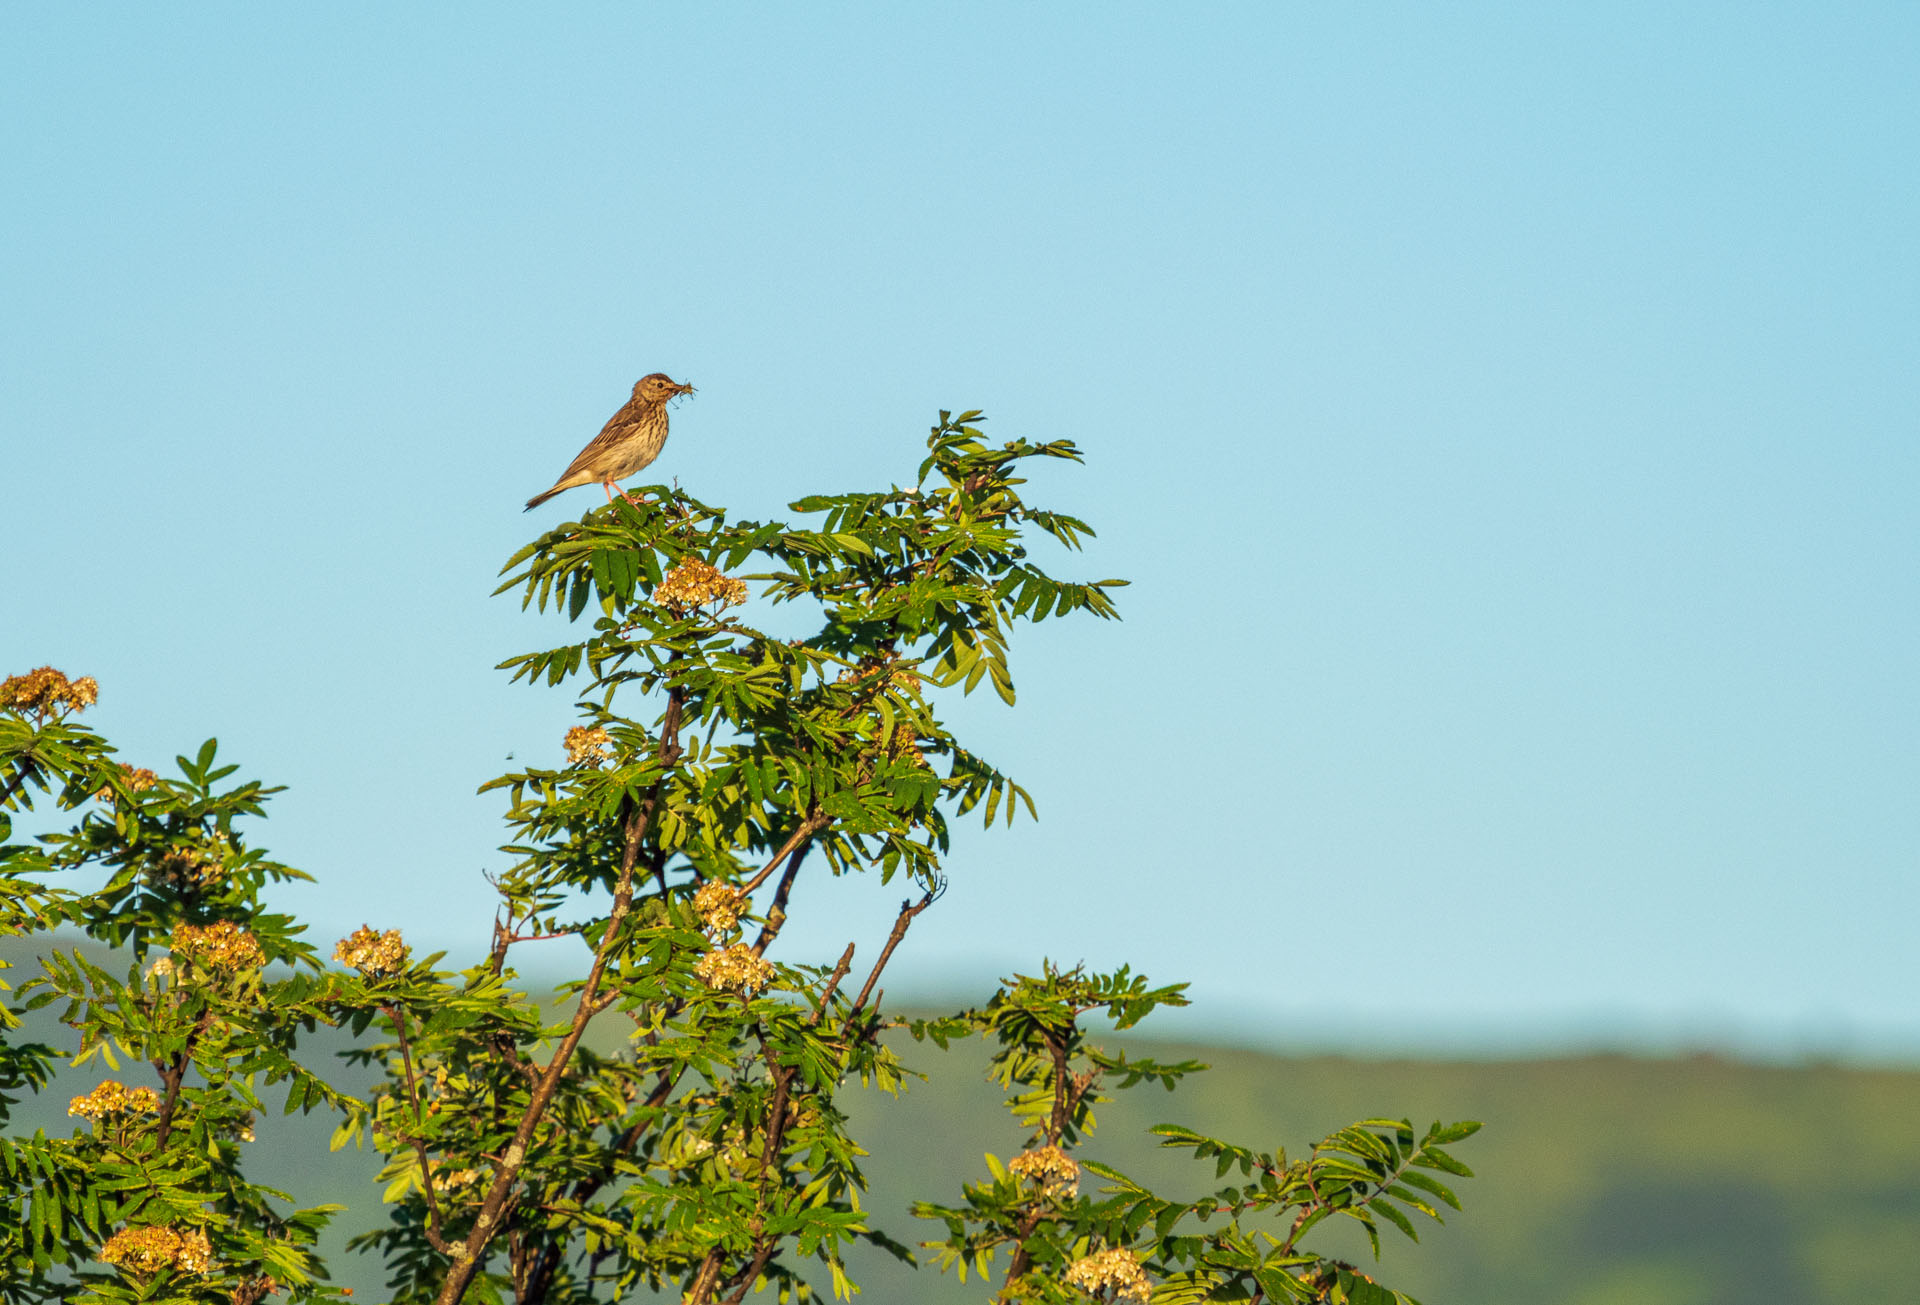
519 1063 689 1305
694 938 856 1305
742 812 827 895
1007 1018 1089 1294
151 1007 215 1151
707 1028 798 1305
1046 1033 1071 1145
718 1234 780 1305
487 913 513 979
684 1250 726 1305
431 691 684 1305
812 944 855 1025
0 759 38 812
750 841 811 956
844 887 936 1025
390 1004 454 1254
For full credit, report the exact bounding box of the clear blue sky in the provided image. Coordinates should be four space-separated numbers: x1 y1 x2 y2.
6 4 1916 1058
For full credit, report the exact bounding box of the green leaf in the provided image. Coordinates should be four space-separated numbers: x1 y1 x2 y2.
1150 1272 1223 1304
1411 1147 1474 1179
1395 1169 1460 1212
1372 1198 1419 1242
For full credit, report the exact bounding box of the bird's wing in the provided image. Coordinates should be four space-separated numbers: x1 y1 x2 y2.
551 404 643 483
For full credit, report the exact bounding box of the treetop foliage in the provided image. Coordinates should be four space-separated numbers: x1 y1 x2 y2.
2 412 1475 1304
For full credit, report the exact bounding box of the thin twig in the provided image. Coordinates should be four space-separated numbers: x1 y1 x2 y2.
845 888 936 1024
501 928 577 945
390 1005 453 1254
490 1028 535 1086
711 1030 796 1305
741 812 828 895
811 944 855 1025
487 913 513 978
750 841 811 956
0 760 37 812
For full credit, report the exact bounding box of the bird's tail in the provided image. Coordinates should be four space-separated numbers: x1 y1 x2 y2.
524 485 563 512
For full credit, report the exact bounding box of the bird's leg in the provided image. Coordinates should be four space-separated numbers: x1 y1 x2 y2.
601 481 643 510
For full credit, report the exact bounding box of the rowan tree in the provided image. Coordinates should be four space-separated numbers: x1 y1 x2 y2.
1 411 1476 1305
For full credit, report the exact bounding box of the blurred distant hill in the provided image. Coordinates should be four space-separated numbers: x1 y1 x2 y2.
7 940 1916 1303
838 1039 1920 1305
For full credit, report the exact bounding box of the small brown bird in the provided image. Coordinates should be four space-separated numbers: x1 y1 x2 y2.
524 373 695 511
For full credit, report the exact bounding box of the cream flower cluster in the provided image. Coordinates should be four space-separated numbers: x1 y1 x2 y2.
99 1225 213 1277
1009 1143 1080 1196
1 665 99 717
693 881 747 933
1064 1247 1152 1302
564 724 613 766
694 943 774 995
171 921 264 973
68 1080 160 1121
335 925 408 976
653 557 748 613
